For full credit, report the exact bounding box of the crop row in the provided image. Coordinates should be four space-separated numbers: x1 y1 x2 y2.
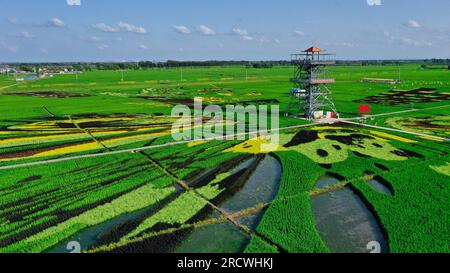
245 151 329 253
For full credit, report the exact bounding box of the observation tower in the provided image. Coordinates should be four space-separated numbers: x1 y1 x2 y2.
287 46 339 120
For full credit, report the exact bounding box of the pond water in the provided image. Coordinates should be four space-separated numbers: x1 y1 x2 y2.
173 155 282 253
48 156 280 253
48 204 154 253
315 175 340 189
368 178 393 196
312 176 388 253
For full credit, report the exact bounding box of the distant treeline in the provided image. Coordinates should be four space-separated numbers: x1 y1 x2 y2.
336 59 450 67
3 59 450 72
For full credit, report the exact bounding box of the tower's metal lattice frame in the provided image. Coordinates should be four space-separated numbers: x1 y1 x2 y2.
287 50 339 120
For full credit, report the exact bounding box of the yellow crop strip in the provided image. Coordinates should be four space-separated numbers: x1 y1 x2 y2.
430 162 450 176
223 137 288 154
419 136 444 142
369 130 417 143
103 130 171 147
33 141 103 157
312 126 346 131
187 140 208 147
0 132 87 148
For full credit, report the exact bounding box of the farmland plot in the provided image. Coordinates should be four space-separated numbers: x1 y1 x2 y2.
0 65 448 253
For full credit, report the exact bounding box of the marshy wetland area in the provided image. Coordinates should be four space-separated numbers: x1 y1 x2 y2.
0 64 449 253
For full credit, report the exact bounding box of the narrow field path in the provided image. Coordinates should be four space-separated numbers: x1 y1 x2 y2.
0 122 321 170
0 82 21 91
340 120 449 141
86 202 271 253
68 115 112 150
0 103 448 171
138 152 288 252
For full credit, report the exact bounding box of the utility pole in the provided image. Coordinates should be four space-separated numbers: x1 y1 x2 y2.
121 70 124 81
245 68 248 81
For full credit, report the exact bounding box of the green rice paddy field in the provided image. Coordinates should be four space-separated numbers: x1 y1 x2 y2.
0 64 448 253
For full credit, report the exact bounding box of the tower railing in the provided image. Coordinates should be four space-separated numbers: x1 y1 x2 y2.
291 53 336 65
288 48 338 120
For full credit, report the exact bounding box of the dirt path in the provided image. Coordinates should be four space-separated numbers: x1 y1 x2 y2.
0 82 21 91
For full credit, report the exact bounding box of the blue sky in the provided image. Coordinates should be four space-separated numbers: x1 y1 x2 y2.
1 0 449 62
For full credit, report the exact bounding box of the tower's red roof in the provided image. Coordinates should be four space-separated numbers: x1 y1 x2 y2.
303 46 323 53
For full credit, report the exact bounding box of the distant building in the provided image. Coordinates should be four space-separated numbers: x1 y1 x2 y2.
0 66 14 74
39 68 68 77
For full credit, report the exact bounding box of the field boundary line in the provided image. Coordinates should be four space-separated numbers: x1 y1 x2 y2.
89 150 450 253
0 102 448 171
345 104 450 120
136 152 287 252
0 122 321 170
67 115 112 151
0 82 21 91
339 120 449 141
86 202 269 253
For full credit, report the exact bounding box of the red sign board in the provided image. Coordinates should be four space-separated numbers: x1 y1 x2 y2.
359 105 371 114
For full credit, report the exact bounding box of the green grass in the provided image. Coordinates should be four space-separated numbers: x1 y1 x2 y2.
246 151 329 253
0 64 449 253
1 184 174 253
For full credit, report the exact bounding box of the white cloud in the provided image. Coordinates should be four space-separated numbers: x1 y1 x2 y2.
0 41 17 53
97 44 109 50
40 48 49 54
259 36 271 43
241 35 254 41
274 39 281 44
383 31 395 42
232 28 248 36
117 21 147 34
66 0 81 6
174 25 191 34
294 30 305 36
383 30 433 47
80 36 102 43
9 31 34 38
322 41 355 47
93 21 147 34
400 37 432 47
197 25 216 36
93 23 119 32
366 0 381 6
139 44 148 50
338 42 354 47
8 17 18 24
407 20 421 29
49 17 65 27
20 31 34 38
232 28 253 41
